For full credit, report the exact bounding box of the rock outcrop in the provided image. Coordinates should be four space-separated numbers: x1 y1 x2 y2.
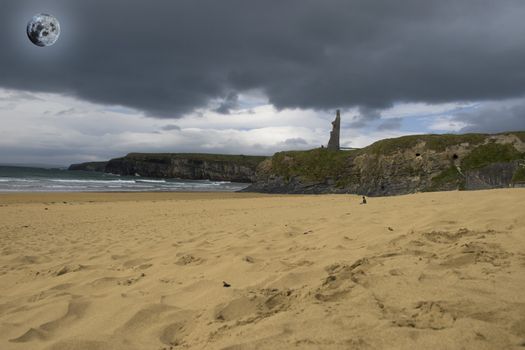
101 153 267 183
243 132 525 195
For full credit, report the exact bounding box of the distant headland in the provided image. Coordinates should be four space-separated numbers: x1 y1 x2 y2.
69 131 524 196
69 153 267 183
69 114 525 196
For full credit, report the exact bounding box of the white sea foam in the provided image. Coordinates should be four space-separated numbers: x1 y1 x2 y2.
0 177 37 182
135 179 167 183
0 167 249 192
50 179 136 184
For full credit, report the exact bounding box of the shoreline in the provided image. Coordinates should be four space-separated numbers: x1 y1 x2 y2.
0 191 276 205
1 187 524 204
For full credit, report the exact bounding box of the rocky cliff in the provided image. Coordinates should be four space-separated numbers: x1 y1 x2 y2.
103 153 267 183
243 132 525 195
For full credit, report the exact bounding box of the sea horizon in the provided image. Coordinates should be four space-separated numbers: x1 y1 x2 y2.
0 165 249 193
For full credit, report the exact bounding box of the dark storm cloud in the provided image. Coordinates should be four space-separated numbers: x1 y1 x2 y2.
215 92 239 115
2 0 525 118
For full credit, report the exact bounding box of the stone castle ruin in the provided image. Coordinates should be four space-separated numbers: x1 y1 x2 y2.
327 110 341 151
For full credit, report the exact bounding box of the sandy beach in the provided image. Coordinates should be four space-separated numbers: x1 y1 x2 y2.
1 189 524 349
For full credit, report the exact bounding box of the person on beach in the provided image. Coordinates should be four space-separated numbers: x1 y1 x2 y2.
360 196 367 205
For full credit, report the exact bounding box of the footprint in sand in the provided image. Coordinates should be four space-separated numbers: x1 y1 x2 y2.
214 288 296 324
439 242 512 269
314 258 371 302
117 273 146 286
113 304 195 348
175 254 204 266
422 228 496 244
392 301 456 330
10 298 90 343
159 321 187 347
55 264 85 276
122 258 151 269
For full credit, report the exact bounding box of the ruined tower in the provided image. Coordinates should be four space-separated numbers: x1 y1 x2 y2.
327 110 341 151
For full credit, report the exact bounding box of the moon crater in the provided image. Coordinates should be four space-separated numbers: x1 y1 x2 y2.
27 14 60 47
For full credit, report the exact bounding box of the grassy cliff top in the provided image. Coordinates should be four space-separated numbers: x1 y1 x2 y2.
267 132 525 184
359 133 485 155
461 142 523 170
270 148 350 182
360 132 525 155
121 153 268 167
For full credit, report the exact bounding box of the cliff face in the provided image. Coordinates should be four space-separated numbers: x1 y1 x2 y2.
243 132 525 195
104 153 267 183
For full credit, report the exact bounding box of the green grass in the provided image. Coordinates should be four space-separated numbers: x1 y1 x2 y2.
425 141 525 191
424 134 487 152
358 136 421 155
270 148 350 183
512 165 525 183
123 153 268 168
426 166 463 192
268 133 525 188
460 143 524 170
360 133 487 155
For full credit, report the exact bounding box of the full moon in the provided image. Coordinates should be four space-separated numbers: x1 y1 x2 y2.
26 14 60 47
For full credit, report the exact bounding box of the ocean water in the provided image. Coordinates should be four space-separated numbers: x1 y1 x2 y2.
0 166 250 192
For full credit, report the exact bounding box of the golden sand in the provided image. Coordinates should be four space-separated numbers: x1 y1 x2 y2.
1 189 524 349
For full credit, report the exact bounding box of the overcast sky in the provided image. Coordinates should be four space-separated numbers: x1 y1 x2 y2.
1 0 525 166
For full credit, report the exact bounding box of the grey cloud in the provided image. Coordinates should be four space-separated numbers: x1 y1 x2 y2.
0 103 16 111
283 137 308 146
55 108 77 116
456 100 525 133
215 92 239 115
377 118 403 131
0 145 101 165
1 1 525 118
0 91 43 102
348 106 383 128
161 124 181 131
